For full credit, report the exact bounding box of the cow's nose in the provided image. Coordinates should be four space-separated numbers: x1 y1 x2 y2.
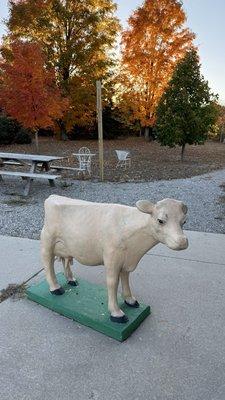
180 237 188 249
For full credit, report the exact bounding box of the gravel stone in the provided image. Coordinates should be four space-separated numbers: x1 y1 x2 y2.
0 168 225 239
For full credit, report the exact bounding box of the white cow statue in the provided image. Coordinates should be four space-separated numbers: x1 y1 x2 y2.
41 195 188 323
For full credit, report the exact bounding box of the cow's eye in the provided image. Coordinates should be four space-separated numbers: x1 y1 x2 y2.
182 221 186 226
158 219 165 225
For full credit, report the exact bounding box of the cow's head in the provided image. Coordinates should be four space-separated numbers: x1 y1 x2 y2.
136 198 188 251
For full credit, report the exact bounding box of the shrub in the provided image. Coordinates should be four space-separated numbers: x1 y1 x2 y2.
15 128 32 144
0 116 17 144
38 128 54 137
0 115 31 145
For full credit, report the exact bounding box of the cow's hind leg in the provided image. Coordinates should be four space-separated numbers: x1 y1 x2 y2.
62 258 77 286
120 270 139 308
106 264 128 324
41 231 65 295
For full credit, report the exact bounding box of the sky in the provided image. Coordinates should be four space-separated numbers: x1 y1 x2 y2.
0 0 224 103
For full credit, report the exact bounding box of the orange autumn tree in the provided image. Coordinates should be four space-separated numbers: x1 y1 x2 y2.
5 0 120 135
0 41 68 151
118 0 195 139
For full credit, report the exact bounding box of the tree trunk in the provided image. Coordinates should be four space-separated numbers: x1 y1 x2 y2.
34 131 39 153
181 144 185 162
144 127 150 141
57 119 68 140
62 66 70 82
144 126 155 141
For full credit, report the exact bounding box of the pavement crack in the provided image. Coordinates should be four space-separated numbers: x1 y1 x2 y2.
146 252 225 266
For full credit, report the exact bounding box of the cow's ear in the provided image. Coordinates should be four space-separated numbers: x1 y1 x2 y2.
136 200 154 214
181 202 188 215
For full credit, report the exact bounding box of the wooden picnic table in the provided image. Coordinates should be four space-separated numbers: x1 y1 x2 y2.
0 152 63 167
0 152 64 195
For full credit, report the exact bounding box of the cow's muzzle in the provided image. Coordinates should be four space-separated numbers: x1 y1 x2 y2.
167 236 189 251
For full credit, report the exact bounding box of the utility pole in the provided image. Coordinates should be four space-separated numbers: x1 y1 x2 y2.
96 80 104 181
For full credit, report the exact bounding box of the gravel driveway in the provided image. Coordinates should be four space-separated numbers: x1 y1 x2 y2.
0 168 225 239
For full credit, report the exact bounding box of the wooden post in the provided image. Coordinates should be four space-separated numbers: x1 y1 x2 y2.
96 80 104 181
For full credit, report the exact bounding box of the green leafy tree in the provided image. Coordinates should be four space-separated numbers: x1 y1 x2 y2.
156 50 218 160
217 104 225 142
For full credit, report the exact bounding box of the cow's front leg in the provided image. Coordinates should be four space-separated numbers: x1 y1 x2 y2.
106 266 128 323
41 232 64 295
42 252 65 295
62 257 77 286
120 270 139 308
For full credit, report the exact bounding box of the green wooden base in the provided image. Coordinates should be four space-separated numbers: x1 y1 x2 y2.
26 273 151 342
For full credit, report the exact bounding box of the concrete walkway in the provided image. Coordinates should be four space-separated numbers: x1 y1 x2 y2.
0 231 225 400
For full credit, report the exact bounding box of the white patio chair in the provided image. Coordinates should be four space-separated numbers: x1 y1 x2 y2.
115 150 131 169
76 147 92 176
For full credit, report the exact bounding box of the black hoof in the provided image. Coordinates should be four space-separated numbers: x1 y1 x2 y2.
110 315 129 324
50 287 65 295
68 280 78 287
125 300 140 308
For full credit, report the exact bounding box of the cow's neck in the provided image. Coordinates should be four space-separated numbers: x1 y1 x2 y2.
135 225 159 255
124 211 159 257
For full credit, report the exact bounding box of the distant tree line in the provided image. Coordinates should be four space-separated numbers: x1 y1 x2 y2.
0 0 220 156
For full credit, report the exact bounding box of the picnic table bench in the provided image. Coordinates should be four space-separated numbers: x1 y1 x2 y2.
0 152 63 195
0 171 60 196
